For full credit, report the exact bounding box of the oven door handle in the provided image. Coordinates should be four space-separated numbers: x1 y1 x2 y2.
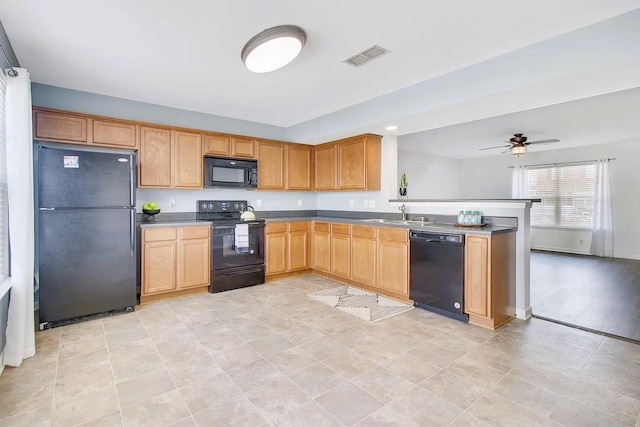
211 222 261 230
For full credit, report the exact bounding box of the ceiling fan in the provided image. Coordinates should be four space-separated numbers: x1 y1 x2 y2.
479 133 559 156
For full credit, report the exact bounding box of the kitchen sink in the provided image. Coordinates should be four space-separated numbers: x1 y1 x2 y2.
360 219 433 226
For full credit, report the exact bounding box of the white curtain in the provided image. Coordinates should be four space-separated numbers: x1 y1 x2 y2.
511 166 527 198
590 159 613 257
4 68 35 367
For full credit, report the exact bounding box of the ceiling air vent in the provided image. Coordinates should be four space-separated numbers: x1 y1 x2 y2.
343 44 389 67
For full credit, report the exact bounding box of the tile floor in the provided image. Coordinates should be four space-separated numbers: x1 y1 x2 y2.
1 274 639 426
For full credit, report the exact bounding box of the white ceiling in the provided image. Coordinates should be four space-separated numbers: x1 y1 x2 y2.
1 1 639 149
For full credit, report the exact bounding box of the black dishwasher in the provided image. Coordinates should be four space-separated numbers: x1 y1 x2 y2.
409 231 468 322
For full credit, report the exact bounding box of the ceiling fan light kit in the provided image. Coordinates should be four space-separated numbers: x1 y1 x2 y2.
479 133 560 156
241 25 306 73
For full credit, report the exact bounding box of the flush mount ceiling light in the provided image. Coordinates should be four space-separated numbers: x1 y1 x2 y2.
511 145 527 156
385 125 398 131
241 25 306 73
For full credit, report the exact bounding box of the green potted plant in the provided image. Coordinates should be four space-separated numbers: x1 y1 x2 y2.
399 173 408 198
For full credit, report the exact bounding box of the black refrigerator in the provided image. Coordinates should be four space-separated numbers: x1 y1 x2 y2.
36 143 137 328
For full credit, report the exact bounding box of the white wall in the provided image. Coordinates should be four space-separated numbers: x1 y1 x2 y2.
397 149 462 199
460 139 640 260
136 188 317 214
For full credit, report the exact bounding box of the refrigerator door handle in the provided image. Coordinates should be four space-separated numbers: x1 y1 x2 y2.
39 208 55 211
130 209 135 258
129 153 135 207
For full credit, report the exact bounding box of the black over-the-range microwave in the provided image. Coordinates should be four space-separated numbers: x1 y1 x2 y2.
204 156 258 189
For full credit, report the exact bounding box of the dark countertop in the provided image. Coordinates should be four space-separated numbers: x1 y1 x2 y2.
263 216 515 235
139 220 210 228
388 198 541 203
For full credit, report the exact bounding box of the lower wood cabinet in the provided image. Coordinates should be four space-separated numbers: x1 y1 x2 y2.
350 225 377 286
141 225 210 302
311 222 330 272
265 221 310 277
376 227 409 297
464 232 516 329
330 224 351 278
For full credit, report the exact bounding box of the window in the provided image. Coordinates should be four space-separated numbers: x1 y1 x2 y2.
525 163 596 228
0 72 7 281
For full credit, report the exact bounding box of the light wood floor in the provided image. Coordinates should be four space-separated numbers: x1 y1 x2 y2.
531 250 640 342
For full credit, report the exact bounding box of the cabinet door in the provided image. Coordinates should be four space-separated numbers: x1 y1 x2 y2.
330 234 351 278
266 231 288 275
179 238 210 289
143 241 178 295
289 223 309 271
139 126 172 187
231 137 256 158
464 235 489 317
351 236 377 286
204 134 230 156
338 138 366 190
173 130 203 188
257 141 285 190
376 240 409 296
312 223 331 272
286 144 313 191
34 110 88 143
314 144 337 190
93 120 138 148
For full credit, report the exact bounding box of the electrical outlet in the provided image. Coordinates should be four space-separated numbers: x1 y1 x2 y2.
580 239 584 245
364 200 369 208
169 198 175 208
369 200 376 208
256 199 262 208
349 199 354 208
297 199 302 207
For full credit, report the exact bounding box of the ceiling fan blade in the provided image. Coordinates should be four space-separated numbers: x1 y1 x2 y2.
501 147 512 154
478 145 509 151
525 138 559 145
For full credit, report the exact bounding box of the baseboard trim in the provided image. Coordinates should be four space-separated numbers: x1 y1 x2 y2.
516 306 532 320
531 245 591 256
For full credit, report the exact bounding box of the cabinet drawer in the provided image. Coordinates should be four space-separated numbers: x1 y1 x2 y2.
352 225 376 238
266 222 287 233
331 223 351 235
143 228 177 242
313 222 330 233
180 226 210 240
288 221 308 232
377 227 408 243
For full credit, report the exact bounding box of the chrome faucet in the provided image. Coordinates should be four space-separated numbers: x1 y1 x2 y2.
399 204 407 221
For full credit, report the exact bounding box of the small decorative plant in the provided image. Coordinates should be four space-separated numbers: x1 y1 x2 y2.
400 173 408 189
399 173 408 198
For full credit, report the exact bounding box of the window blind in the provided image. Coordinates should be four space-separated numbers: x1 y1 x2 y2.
0 73 7 281
526 163 596 228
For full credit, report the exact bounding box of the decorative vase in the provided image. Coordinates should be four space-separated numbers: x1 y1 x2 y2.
399 187 407 199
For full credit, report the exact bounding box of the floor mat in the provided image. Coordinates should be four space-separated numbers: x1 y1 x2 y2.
308 285 413 322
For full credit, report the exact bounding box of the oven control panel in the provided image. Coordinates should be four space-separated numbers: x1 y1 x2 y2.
197 200 247 213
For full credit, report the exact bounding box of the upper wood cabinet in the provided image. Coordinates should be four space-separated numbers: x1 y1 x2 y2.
93 120 138 148
314 144 337 191
34 110 89 143
203 134 256 158
33 108 139 149
230 137 256 158
172 130 202 188
139 126 172 187
286 144 313 191
464 232 516 330
337 134 381 190
203 134 230 156
257 141 285 190
314 134 381 191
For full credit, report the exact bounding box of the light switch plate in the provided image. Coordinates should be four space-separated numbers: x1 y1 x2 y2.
363 200 369 207
369 200 376 208
169 198 175 208
256 199 262 208
349 199 354 207
297 199 302 207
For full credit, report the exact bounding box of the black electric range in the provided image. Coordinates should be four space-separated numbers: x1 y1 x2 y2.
196 200 265 293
